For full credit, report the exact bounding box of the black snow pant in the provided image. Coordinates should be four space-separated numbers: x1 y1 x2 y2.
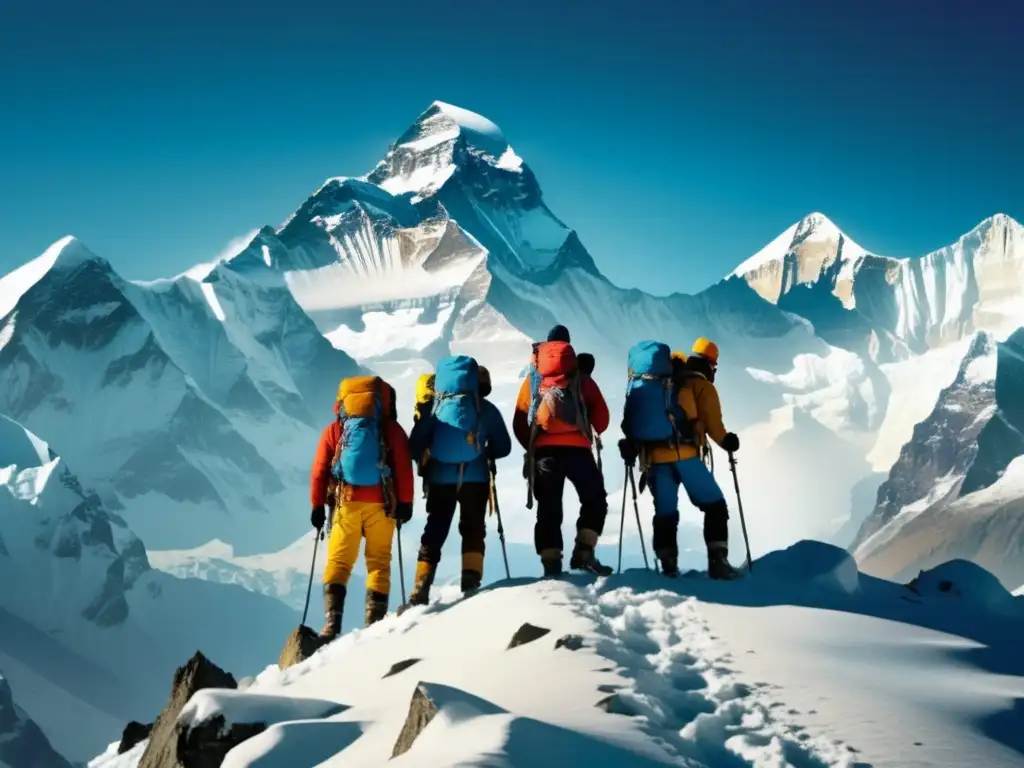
533 446 608 556
418 482 489 574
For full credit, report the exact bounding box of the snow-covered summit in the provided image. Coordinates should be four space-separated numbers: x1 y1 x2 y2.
366 101 521 202
0 235 109 319
732 211 1024 360
733 212 868 281
96 543 1024 768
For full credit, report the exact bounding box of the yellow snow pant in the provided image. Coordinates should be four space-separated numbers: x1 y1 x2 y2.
323 500 396 595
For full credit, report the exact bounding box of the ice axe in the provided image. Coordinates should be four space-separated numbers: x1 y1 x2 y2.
301 526 325 628
728 452 753 572
396 522 407 604
617 470 627 573
627 465 651 570
488 459 511 580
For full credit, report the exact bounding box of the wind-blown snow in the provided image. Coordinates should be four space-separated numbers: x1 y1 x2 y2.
178 689 344 730
431 101 506 140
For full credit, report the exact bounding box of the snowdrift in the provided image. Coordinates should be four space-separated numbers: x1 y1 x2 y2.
91 542 1024 768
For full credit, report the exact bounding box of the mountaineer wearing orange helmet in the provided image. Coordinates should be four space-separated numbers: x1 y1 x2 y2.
619 337 741 579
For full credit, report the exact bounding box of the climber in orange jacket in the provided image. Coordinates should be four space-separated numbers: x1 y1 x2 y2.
310 376 414 638
512 325 612 577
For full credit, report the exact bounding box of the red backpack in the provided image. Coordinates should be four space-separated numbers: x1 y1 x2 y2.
527 341 590 437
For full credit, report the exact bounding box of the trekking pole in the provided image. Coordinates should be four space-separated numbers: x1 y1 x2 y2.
489 460 511 580
396 522 407 604
626 466 650 570
617 469 628 573
728 452 753 572
301 527 324 627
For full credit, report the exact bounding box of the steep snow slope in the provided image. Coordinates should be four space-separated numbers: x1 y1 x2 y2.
853 328 1024 585
93 543 1024 768
0 415 300 762
0 236 362 552
0 670 72 768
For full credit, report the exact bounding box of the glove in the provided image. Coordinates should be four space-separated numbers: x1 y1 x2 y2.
721 432 740 453
393 501 413 525
310 505 326 530
618 438 638 467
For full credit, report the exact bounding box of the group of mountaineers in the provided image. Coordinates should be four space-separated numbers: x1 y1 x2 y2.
308 324 743 640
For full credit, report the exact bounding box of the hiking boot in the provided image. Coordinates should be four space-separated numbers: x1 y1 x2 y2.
656 550 679 578
408 561 435 607
540 548 563 577
318 583 346 641
570 545 613 576
708 547 741 581
364 590 388 626
461 569 482 594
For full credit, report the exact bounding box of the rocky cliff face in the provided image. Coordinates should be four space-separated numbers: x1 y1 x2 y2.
853 328 1024 585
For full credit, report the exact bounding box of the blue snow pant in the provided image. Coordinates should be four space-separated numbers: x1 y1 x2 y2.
646 458 729 556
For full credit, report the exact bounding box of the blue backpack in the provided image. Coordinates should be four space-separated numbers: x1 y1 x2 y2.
331 376 393 488
622 340 687 444
428 355 483 465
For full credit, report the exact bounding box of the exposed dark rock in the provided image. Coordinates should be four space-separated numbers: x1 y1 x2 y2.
392 684 439 759
175 715 265 768
118 720 153 754
278 626 325 670
595 693 633 715
555 634 584 651
383 658 422 679
138 651 237 768
507 623 550 649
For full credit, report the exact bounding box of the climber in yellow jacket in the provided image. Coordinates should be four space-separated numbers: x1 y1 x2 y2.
619 337 741 579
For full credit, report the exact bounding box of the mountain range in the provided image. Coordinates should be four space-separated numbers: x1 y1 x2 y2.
2 99 1023 764
0 414 297 762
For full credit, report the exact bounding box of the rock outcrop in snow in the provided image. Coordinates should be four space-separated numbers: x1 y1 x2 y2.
854 328 1024 586
137 651 239 768
0 670 73 768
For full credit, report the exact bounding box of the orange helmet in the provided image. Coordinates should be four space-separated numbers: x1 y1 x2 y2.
691 337 719 365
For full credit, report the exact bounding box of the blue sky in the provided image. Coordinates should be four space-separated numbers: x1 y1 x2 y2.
2 0 1020 295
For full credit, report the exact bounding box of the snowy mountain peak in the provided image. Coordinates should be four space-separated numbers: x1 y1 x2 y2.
366 101 524 202
0 236 110 319
732 212 866 279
